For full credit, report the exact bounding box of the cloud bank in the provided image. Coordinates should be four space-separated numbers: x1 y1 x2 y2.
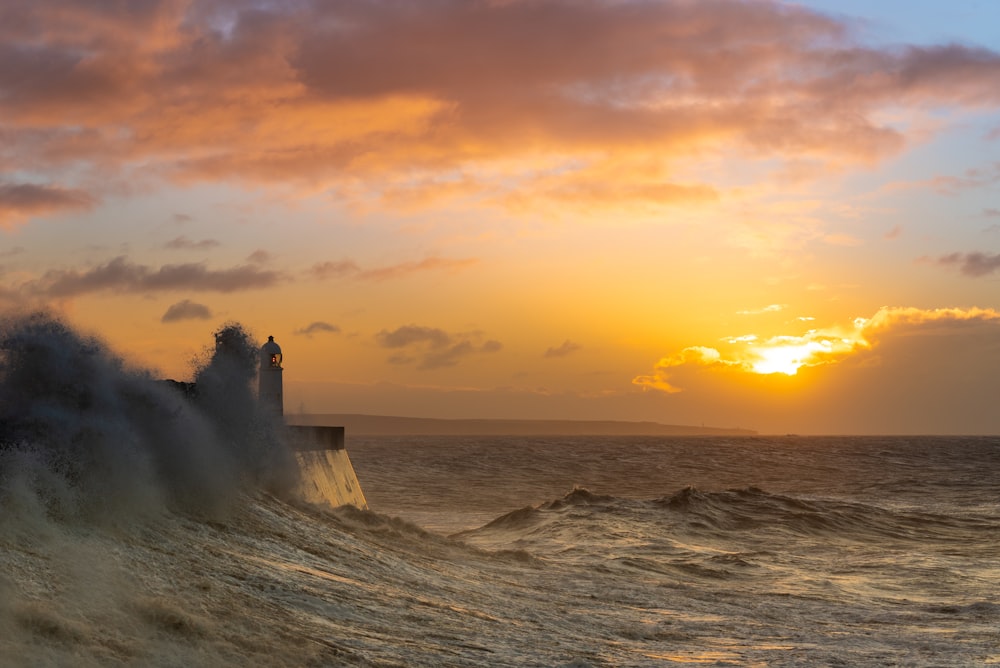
3 0 1000 224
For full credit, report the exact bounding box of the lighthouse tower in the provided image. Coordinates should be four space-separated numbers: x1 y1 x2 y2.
259 335 283 416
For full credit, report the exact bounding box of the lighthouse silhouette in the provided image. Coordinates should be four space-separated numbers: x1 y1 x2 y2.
259 335 283 416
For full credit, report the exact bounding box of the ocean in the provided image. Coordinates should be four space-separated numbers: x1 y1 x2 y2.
2 316 999 666
3 435 999 666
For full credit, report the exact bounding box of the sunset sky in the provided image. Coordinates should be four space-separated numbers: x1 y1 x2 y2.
2 0 999 434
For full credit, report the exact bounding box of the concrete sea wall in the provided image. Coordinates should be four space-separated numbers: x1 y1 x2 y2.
287 425 368 510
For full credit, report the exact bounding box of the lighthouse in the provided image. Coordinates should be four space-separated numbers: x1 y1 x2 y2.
259 335 283 416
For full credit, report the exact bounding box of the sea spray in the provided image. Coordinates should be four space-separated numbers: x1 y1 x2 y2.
0 313 297 521
191 322 299 500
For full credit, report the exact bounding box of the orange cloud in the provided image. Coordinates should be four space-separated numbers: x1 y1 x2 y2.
859 305 1000 333
2 1 1000 221
633 346 739 393
634 306 1000 393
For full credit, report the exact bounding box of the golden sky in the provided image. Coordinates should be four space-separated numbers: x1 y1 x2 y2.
2 0 999 434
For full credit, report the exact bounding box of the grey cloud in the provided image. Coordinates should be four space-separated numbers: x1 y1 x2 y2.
308 257 476 281
375 324 502 369
247 249 274 264
308 260 362 280
33 256 284 297
544 340 582 358
376 325 451 349
295 321 341 336
0 182 95 222
937 252 1000 277
161 299 213 323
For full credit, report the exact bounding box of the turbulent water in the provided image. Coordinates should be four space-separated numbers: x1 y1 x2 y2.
2 315 1000 666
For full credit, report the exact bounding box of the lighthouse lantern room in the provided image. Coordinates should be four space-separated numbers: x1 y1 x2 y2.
259 335 283 416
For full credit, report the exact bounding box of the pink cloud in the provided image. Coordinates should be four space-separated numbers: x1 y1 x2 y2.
1 0 999 212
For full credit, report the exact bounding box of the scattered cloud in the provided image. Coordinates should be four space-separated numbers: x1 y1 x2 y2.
163 236 221 251
544 340 582 359
737 304 786 316
309 256 476 281
172 213 194 224
247 249 274 264
892 162 1000 195
884 225 903 240
375 324 502 369
376 325 452 349
294 321 341 336
936 252 1000 277
0 246 25 258
0 182 95 228
161 299 212 323
28 256 284 298
308 260 362 281
723 335 758 343
360 257 478 281
983 208 1000 218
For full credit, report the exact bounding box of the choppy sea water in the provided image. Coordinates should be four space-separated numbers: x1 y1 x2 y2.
2 311 998 667
4 431 1000 666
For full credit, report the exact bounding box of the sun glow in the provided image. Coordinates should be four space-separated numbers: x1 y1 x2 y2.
748 341 831 376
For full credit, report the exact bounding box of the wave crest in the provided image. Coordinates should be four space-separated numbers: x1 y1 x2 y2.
0 313 297 523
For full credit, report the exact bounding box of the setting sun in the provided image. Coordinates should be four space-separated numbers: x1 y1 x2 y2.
750 346 812 375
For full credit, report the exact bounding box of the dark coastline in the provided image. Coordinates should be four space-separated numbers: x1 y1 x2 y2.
285 413 756 436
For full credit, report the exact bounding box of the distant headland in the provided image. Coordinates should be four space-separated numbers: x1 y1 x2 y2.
286 413 756 437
